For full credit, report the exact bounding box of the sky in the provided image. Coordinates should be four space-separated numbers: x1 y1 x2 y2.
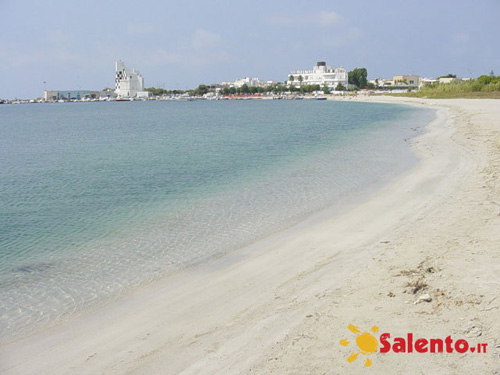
1 0 499 99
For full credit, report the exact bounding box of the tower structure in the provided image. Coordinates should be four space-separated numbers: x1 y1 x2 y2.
114 60 145 98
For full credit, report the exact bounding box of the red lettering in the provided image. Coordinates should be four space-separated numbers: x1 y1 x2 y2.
380 333 391 353
445 336 454 353
377 333 481 355
430 338 444 353
393 337 406 353
407 333 413 353
455 339 469 353
415 338 428 353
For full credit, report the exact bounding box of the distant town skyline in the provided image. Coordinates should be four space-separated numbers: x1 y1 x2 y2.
1 0 499 99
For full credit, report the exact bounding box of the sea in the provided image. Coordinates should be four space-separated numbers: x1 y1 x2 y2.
0 99 435 343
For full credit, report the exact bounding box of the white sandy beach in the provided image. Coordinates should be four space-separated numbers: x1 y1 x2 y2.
1 98 499 374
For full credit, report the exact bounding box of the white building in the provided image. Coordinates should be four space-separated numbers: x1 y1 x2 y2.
420 78 439 87
369 75 421 89
234 77 263 88
288 62 348 89
221 77 265 88
437 77 462 84
115 60 149 98
369 78 393 88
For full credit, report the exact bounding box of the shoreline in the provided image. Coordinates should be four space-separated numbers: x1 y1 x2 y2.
0 99 426 346
1 98 499 374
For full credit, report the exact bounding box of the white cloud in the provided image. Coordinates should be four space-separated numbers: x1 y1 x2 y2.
179 29 231 67
267 10 344 28
1 28 93 70
190 29 224 50
317 11 343 27
186 50 232 67
140 49 183 67
139 29 230 69
0 47 81 68
320 27 363 48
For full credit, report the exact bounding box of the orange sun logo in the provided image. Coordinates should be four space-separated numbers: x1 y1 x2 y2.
340 324 379 367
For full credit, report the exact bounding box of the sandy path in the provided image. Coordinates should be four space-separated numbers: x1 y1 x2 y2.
1 98 499 374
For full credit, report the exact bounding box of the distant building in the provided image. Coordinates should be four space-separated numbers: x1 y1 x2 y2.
221 77 266 88
57 90 92 100
43 90 109 101
369 78 393 88
234 77 263 88
437 77 462 84
287 62 348 89
420 78 439 86
393 75 420 88
43 90 60 101
421 77 468 87
114 60 149 98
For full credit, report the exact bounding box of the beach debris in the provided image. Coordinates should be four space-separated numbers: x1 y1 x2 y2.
406 278 428 294
305 314 313 318
465 321 483 337
387 291 396 297
394 268 420 277
418 293 432 303
465 326 482 338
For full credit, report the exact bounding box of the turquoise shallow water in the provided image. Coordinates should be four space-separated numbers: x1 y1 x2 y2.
0 100 434 342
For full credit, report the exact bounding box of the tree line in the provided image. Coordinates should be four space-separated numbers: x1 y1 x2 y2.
145 67 370 96
146 83 331 96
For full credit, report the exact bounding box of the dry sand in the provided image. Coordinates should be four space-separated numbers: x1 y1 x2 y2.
1 98 499 374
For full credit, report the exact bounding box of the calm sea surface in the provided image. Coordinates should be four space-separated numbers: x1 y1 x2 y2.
0 100 434 342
